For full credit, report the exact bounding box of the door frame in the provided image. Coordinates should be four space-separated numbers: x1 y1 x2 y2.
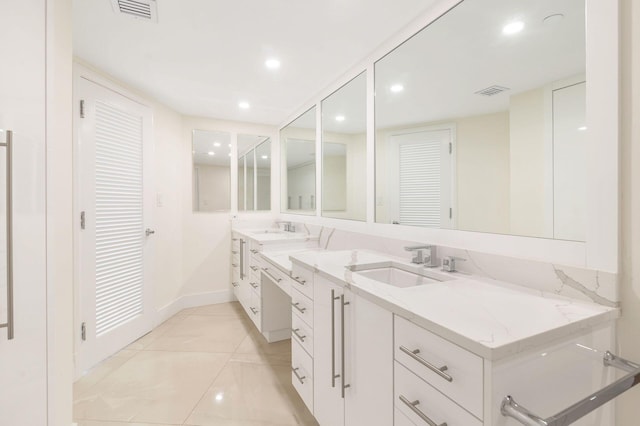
72 62 155 378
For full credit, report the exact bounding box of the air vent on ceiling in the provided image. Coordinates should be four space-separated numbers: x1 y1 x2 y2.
111 0 158 22
475 85 510 96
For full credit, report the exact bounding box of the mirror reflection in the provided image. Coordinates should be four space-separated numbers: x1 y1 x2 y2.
238 135 271 212
192 129 231 212
255 139 271 211
322 72 367 221
281 107 316 213
375 0 586 241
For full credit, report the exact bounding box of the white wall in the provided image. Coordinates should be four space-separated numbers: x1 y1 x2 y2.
618 0 640 423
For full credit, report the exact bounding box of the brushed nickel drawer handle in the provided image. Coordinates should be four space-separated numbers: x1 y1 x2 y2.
232 282 239 287
292 367 306 384
232 263 239 267
232 238 239 241
250 249 259 254
399 395 447 426
399 346 453 382
293 276 307 285
292 302 307 314
232 250 239 254
292 328 306 342
250 282 259 289
250 265 258 271
250 307 259 315
261 267 282 283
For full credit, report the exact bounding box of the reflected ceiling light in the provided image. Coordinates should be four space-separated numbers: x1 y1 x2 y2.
390 84 404 93
502 21 525 35
214 142 221 147
265 58 281 70
228 144 232 148
578 126 587 131
239 101 250 109
335 115 345 122
208 151 215 156
228 153 232 156
215 392 224 402
261 155 268 159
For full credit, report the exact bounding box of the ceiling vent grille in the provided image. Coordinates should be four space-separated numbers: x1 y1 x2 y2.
475 85 510 96
111 0 158 22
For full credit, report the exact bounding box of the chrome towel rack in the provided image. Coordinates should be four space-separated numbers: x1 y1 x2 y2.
0 130 14 340
501 351 640 426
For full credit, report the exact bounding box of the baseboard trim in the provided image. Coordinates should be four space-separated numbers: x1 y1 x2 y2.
155 290 237 326
263 328 291 343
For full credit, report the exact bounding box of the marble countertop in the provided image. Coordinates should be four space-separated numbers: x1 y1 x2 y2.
261 248 324 274
289 249 619 361
233 228 319 244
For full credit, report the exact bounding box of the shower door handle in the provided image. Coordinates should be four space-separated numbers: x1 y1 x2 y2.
0 130 14 340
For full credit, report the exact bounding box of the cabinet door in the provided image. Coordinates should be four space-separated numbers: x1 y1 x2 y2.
0 0 48 424
313 275 345 426
344 290 393 426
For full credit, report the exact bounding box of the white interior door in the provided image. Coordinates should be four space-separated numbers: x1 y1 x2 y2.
388 128 455 228
75 76 154 375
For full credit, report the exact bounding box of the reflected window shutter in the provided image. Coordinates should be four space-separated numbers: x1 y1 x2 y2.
94 101 144 336
399 142 441 227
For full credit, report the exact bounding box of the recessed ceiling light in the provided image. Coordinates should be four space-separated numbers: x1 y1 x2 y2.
208 151 215 156
239 101 250 109
261 155 268 159
503 21 525 35
228 153 232 157
265 59 281 70
578 126 587 131
335 115 345 122
214 142 221 147
390 84 404 93
228 144 232 148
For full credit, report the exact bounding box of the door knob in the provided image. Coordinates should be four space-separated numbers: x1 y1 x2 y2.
145 228 156 237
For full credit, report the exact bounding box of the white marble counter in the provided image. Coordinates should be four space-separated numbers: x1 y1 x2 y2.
261 248 324 275
289 249 619 361
233 228 319 244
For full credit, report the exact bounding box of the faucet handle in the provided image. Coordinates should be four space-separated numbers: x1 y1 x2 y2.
441 256 466 272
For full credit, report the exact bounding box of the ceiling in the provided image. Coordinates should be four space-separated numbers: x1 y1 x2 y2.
73 0 440 126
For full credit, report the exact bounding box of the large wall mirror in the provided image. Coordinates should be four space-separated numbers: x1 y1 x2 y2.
192 129 231 212
238 135 271 211
281 107 316 214
375 0 586 241
322 72 367 221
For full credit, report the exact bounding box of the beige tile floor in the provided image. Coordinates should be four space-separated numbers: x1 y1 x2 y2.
73 302 318 426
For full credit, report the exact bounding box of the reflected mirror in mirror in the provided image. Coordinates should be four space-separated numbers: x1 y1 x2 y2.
238 135 271 211
281 107 316 213
255 139 271 210
375 0 586 241
238 155 245 211
192 129 231 212
322 72 367 221
246 149 255 210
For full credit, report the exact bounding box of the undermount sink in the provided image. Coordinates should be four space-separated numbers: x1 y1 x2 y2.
349 261 451 288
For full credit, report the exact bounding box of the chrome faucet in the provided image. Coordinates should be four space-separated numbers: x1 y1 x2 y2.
276 221 295 232
404 245 437 267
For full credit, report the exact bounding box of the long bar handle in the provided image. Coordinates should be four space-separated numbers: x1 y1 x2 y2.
292 367 306 385
239 239 245 279
261 267 282 283
399 345 453 382
501 351 640 426
331 289 339 388
341 294 350 398
0 130 13 340
293 276 307 285
399 395 447 426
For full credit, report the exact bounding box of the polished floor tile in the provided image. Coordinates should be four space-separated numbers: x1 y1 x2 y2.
73 302 316 426
74 350 230 424
185 360 316 426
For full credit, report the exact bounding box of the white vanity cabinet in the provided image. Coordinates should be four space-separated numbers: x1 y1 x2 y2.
312 271 393 426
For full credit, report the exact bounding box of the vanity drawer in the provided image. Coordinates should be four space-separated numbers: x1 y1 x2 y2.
292 339 314 414
291 288 313 327
292 310 313 356
394 316 483 418
291 263 314 300
248 276 261 295
395 361 482 426
247 290 262 331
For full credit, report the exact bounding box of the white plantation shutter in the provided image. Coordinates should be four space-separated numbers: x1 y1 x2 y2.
399 140 441 227
94 100 144 336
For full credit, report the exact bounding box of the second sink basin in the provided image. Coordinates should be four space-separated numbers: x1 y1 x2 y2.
349 261 451 288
